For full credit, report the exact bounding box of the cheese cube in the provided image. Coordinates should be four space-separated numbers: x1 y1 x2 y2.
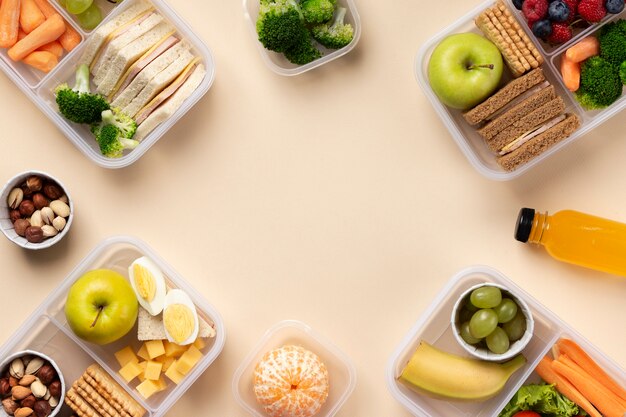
144 361 163 381
164 360 185 384
136 379 165 399
115 346 139 367
158 356 176 372
154 376 167 391
192 338 206 350
164 341 187 358
145 340 165 359
175 346 203 375
119 361 143 383
137 361 148 382
137 343 150 361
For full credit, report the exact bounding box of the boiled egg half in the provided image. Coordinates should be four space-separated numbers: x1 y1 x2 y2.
128 256 166 316
163 289 199 346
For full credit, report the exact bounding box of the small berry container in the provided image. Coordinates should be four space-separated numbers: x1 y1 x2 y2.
232 320 356 417
242 0 361 76
0 170 74 250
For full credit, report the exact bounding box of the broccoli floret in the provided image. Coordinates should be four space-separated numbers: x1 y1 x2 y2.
55 64 109 124
575 56 623 109
101 108 137 139
256 0 308 53
91 124 139 158
620 61 626 85
301 0 336 24
598 20 626 67
284 34 322 64
311 7 354 49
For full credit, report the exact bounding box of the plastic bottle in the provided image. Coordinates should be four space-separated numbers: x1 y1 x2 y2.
514 208 626 277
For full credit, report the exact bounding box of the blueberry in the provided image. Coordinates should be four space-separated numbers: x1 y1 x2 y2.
548 0 570 21
532 19 553 38
605 0 625 13
513 0 524 10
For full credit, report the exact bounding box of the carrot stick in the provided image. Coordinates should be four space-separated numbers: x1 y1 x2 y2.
22 50 57 72
560 55 580 92
536 356 602 417
20 0 45 33
37 38 61 57
552 359 626 417
0 0 20 48
32 0 80 51
565 36 600 63
7 13 65 61
557 338 626 403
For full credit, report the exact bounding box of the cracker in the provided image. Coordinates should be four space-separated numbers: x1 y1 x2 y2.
75 378 122 417
496 1 543 66
86 365 146 417
475 12 526 76
486 6 531 71
137 306 217 341
65 389 105 417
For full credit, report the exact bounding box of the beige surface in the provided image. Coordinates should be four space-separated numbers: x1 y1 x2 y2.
1 0 626 415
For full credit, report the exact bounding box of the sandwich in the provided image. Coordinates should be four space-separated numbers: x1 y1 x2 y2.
463 68 581 171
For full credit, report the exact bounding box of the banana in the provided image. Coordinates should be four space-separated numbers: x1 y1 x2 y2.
398 341 526 401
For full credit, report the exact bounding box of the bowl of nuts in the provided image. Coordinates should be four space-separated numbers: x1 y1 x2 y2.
0 171 73 250
0 350 65 417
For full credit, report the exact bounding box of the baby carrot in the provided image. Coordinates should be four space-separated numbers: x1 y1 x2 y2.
22 50 58 72
37 39 62 57
32 0 80 51
8 13 65 61
20 0 46 33
561 55 580 92
0 0 21 48
565 36 600 63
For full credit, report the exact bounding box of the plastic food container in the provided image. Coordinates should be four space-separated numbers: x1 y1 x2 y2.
415 0 626 181
451 282 534 362
242 0 361 76
232 320 356 417
0 170 74 250
0 236 226 417
0 0 215 169
386 265 626 417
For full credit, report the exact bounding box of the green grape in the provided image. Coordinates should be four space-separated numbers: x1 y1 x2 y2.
76 2 102 30
503 311 527 342
469 308 498 339
464 298 479 313
470 286 502 309
493 298 518 323
460 321 482 345
458 306 473 323
486 327 510 354
66 0 93 15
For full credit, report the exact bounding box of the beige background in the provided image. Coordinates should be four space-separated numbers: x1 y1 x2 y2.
1 0 626 415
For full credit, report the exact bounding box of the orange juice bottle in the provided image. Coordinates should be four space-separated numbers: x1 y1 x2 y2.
515 208 626 277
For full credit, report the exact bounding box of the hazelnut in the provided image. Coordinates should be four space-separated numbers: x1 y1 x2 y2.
7 188 23 210
18 201 35 218
34 367 54 386
9 377 18 387
25 176 42 193
2 398 18 415
19 395 35 409
24 227 43 244
0 377 10 397
32 194 48 211
47 382 60 400
20 186 33 199
9 210 21 223
42 184 62 201
33 401 50 417
13 220 30 237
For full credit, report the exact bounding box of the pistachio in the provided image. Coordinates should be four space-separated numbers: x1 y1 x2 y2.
29 381 46 399
18 375 36 386
51 217 65 232
24 359 43 376
9 359 24 379
47 397 57 408
41 226 57 238
48 201 70 218
30 211 43 228
14 407 33 417
7 188 23 210
10 385 31 400
42 390 50 401
40 208 54 225
21 356 33 367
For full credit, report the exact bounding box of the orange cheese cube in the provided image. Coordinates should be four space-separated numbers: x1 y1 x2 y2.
158 356 176 372
164 360 185 384
136 379 165 399
175 345 203 375
144 361 163 381
164 341 187 358
192 338 206 350
115 346 138 367
145 340 165 359
119 361 143 383
137 343 150 361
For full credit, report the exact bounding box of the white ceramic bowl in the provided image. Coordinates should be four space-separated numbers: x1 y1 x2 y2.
0 170 74 250
0 350 66 417
451 282 534 362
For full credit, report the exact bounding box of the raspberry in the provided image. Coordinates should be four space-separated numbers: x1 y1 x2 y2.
547 22 573 43
523 0 549 21
562 0 578 22
578 0 607 22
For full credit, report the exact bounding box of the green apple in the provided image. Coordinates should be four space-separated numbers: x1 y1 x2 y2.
65 269 138 345
428 33 503 110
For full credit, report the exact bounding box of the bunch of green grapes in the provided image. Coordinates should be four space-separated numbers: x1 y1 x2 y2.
457 286 527 354
60 0 103 30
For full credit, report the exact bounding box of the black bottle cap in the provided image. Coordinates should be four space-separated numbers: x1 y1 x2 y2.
515 208 535 242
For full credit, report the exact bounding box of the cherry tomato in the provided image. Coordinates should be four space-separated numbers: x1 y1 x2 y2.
513 412 541 417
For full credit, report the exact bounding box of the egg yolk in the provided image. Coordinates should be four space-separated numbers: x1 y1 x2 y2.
164 304 195 343
133 264 156 302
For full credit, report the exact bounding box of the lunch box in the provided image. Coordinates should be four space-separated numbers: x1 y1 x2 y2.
415 0 626 181
386 265 626 417
0 235 226 417
0 0 215 169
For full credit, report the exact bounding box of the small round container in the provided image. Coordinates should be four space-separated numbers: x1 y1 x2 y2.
232 320 356 417
0 170 74 250
451 282 534 362
0 350 66 417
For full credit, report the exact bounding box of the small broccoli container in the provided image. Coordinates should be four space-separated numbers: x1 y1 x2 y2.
243 0 361 76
